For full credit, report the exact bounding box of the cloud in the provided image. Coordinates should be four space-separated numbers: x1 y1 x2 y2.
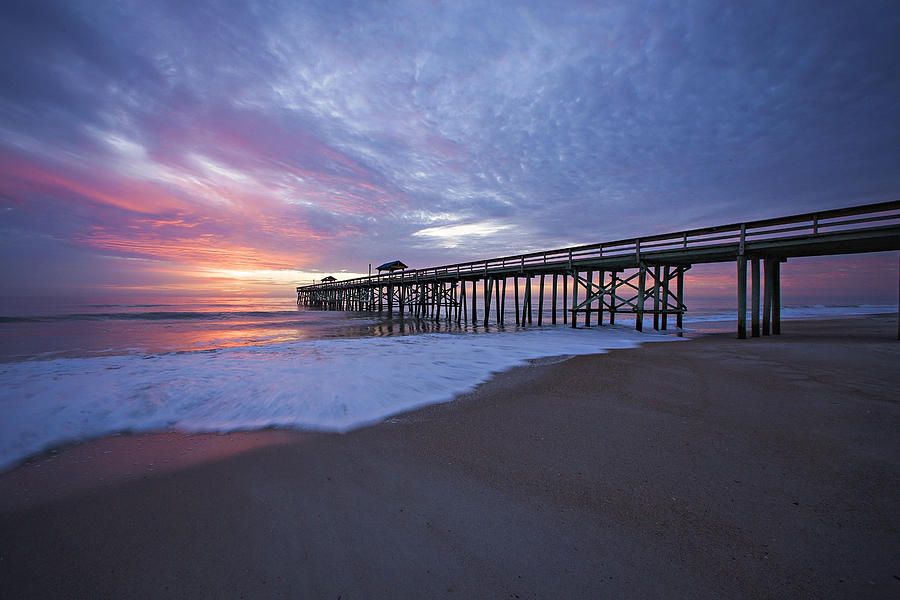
0 0 898 299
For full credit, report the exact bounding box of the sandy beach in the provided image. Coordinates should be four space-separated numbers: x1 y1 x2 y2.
1 315 898 599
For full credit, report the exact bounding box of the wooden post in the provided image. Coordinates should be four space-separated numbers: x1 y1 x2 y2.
737 256 747 339
501 278 507 325
523 277 532 325
484 278 493 327
514 276 520 325
571 271 578 328
763 259 772 336
660 268 668 330
751 259 760 337
445 283 452 321
432 282 438 320
551 274 558 324
563 274 568 324
471 279 478 324
495 278 502 324
636 265 646 332
610 272 617 325
538 274 545 326
460 279 467 324
772 260 781 335
653 265 661 330
597 270 605 326
527 277 533 325
676 267 684 335
435 282 441 320
388 281 394 315
585 270 592 327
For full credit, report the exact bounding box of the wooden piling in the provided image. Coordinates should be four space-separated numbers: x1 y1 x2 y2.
445 283 452 321
551 274 558 324
527 278 533 324
609 272 617 325
751 259 760 337
585 270 592 327
501 278 506 325
388 282 394 315
653 265 661 330
460 280 467 324
471 279 478 324
562 274 568 324
495 278 502 324
524 277 533 324
571 271 578 328
514 276 520 325
676 268 684 335
597 270 605 326
659 265 672 331
483 278 492 327
763 259 772 335
737 256 747 339
636 265 646 332
538 274 545 326
772 260 781 335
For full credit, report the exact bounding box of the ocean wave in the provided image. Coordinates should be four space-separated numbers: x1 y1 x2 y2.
0 326 678 471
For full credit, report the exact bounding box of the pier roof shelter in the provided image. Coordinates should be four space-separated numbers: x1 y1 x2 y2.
321 276 337 282
376 260 408 272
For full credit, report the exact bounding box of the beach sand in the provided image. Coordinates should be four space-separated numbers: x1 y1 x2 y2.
1 315 898 599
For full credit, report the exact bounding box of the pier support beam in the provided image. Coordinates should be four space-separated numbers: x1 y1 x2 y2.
584 270 592 327
514 277 520 325
551 274 558 324
483 278 493 328
636 265 646 332
471 280 478 324
388 281 394 315
501 278 507 325
496 278 502 324
571 271 578 329
523 277 533 325
763 260 773 335
751 259 760 337
772 260 781 335
598 270 605 326
737 256 747 339
538 274 545 326
609 272 617 325
676 268 684 334
653 265 661 331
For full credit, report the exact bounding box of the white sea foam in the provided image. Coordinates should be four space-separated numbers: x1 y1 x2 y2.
0 326 678 471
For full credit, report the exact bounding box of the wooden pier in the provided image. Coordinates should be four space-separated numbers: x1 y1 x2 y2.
297 201 900 338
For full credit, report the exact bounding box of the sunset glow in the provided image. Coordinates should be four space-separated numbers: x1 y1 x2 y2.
1 1 898 305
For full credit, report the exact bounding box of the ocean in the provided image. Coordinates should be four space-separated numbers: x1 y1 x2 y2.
0 298 894 471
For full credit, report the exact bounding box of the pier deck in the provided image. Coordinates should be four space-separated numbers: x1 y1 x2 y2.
297 201 900 338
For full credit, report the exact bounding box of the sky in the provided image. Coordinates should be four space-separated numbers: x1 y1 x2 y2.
1 0 898 305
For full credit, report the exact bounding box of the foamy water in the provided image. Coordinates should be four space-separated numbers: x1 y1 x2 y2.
0 325 676 471
2 300 895 471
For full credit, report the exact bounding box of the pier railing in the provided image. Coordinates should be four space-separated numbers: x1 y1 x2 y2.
299 200 900 290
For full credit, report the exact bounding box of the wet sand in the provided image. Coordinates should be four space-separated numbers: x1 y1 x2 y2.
1 315 898 599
